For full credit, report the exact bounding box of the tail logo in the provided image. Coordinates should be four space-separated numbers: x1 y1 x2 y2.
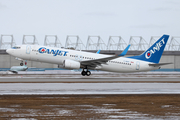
145 52 151 59
145 38 165 59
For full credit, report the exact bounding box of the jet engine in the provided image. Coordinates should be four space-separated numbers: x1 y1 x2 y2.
63 59 80 69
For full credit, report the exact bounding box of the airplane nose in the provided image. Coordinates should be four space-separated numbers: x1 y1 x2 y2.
6 49 11 54
6 49 9 53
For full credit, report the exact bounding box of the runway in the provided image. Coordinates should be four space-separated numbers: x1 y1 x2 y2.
0 82 180 95
0 74 179 95
0 75 180 119
0 77 180 83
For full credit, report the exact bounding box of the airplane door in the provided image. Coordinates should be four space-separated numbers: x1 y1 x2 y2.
26 45 31 54
136 61 140 70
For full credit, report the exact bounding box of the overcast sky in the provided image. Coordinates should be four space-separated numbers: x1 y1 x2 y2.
0 0 180 47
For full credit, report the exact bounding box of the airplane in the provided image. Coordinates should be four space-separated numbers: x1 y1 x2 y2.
9 61 28 74
6 34 171 76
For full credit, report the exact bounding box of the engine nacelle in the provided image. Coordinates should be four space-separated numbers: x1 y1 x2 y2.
63 59 80 69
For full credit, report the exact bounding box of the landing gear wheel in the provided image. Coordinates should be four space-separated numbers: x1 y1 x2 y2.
20 62 23 66
81 69 91 76
81 71 86 76
86 71 91 76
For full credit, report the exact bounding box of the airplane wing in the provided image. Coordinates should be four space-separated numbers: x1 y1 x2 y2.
81 55 121 68
148 63 173 67
80 45 130 69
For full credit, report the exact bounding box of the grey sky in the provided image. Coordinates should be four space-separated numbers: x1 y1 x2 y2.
0 0 180 46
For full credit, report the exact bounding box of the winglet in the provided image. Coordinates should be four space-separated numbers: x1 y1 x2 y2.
96 50 101 54
118 45 130 56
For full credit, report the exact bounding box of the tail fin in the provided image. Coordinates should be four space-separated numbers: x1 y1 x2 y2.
128 35 169 63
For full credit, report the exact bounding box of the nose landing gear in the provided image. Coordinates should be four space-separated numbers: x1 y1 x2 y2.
20 60 27 66
20 61 23 66
81 69 91 76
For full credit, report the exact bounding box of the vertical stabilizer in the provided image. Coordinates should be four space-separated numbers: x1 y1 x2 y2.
128 35 169 63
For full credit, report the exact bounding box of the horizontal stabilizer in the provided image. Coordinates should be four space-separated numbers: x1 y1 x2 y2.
149 63 173 67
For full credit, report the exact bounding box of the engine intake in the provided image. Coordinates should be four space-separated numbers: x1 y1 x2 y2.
63 59 80 69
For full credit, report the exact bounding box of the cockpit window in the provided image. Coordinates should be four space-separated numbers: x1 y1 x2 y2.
12 46 21 49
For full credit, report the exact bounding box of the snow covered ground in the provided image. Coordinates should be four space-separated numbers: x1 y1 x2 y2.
2 104 179 120
0 83 179 95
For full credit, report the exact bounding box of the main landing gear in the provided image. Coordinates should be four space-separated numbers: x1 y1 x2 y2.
81 69 91 76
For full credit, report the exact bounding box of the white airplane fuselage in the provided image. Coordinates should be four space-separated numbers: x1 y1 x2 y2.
6 45 159 73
